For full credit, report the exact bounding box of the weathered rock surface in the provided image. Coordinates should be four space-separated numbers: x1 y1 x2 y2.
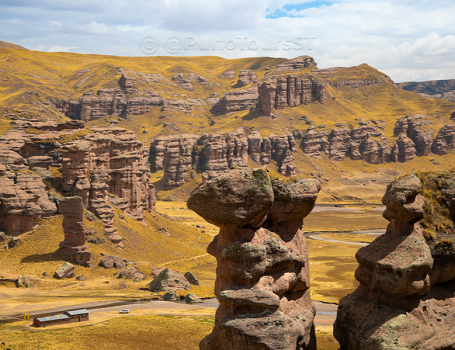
185 292 201 303
163 290 178 300
99 254 130 269
150 128 297 189
0 164 57 236
257 74 326 116
184 271 199 286
58 196 91 267
53 89 164 122
235 70 256 87
432 123 455 155
117 266 145 282
148 268 191 292
172 73 209 90
274 55 317 72
334 173 455 349
54 262 75 279
62 127 156 246
188 169 320 350
210 87 258 114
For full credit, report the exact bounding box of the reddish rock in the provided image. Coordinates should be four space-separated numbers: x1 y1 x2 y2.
391 136 416 162
275 55 317 72
99 254 130 269
432 123 455 155
235 70 257 87
172 73 209 90
328 124 351 162
334 173 455 349
58 196 91 267
149 268 191 292
0 164 57 236
257 74 326 116
189 170 320 350
301 125 329 159
394 114 434 156
54 262 75 279
211 87 258 114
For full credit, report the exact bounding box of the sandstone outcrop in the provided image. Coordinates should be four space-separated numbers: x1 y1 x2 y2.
188 169 320 350
210 87 258 114
61 127 156 247
235 70 256 87
149 268 191 292
184 271 199 286
257 75 326 116
301 125 329 159
54 262 75 279
432 123 455 155
334 172 455 349
150 129 297 189
393 114 434 157
52 89 164 122
99 254 130 269
0 164 57 236
275 55 317 72
172 73 209 90
58 196 91 267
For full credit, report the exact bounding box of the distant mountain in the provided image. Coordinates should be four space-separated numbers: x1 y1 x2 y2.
397 79 455 103
0 40 28 50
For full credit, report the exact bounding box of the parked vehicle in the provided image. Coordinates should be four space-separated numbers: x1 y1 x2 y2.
119 309 129 314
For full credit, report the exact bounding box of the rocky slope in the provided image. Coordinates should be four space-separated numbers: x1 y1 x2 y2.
150 128 297 189
334 172 455 349
0 119 156 244
397 79 455 103
188 169 320 350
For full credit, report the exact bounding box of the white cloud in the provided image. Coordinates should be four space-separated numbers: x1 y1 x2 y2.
0 0 454 81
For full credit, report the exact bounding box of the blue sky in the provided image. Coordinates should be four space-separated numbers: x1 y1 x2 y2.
1 0 454 82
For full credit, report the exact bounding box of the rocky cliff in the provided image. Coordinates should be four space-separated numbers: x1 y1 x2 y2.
150 128 297 189
188 169 320 350
334 172 455 349
62 127 156 247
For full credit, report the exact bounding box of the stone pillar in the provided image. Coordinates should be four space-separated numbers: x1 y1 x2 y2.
58 196 92 267
188 169 320 350
334 173 455 349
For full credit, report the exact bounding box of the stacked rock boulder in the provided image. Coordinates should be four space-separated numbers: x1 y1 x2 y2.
188 168 320 350
334 172 455 349
58 196 91 267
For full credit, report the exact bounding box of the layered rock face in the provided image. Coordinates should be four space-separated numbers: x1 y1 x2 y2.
235 70 257 87
334 173 455 349
257 75 326 116
58 196 91 267
150 128 297 189
172 73 209 90
0 164 57 236
432 123 455 155
188 169 320 350
62 127 156 247
53 89 164 122
301 121 390 164
210 87 259 114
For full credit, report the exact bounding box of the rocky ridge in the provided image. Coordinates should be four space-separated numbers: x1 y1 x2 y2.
150 128 297 189
188 168 320 350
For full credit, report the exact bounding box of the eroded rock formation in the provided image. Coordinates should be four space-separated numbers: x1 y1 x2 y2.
334 172 455 349
62 127 156 247
0 164 57 236
257 75 326 116
210 87 259 114
188 168 320 350
53 89 164 122
58 196 91 267
150 128 297 189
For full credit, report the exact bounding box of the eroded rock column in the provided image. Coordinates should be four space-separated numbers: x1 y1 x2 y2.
334 173 455 349
58 196 92 267
188 169 320 350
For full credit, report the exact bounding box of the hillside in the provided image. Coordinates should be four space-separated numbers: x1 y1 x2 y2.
1 45 455 206
397 79 455 103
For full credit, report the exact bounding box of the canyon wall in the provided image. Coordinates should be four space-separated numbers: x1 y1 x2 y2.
150 128 297 189
188 168 320 350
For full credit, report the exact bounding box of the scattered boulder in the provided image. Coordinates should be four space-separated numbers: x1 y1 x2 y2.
185 292 201 303
7 237 20 248
148 268 191 292
184 271 199 286
54 262 75 279
76 274 85 281
117 266 145 282
163 290 178 301
17 276 30 288
99 255 130 269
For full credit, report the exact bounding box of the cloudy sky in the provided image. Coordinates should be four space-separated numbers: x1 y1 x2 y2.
1 0 454 82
